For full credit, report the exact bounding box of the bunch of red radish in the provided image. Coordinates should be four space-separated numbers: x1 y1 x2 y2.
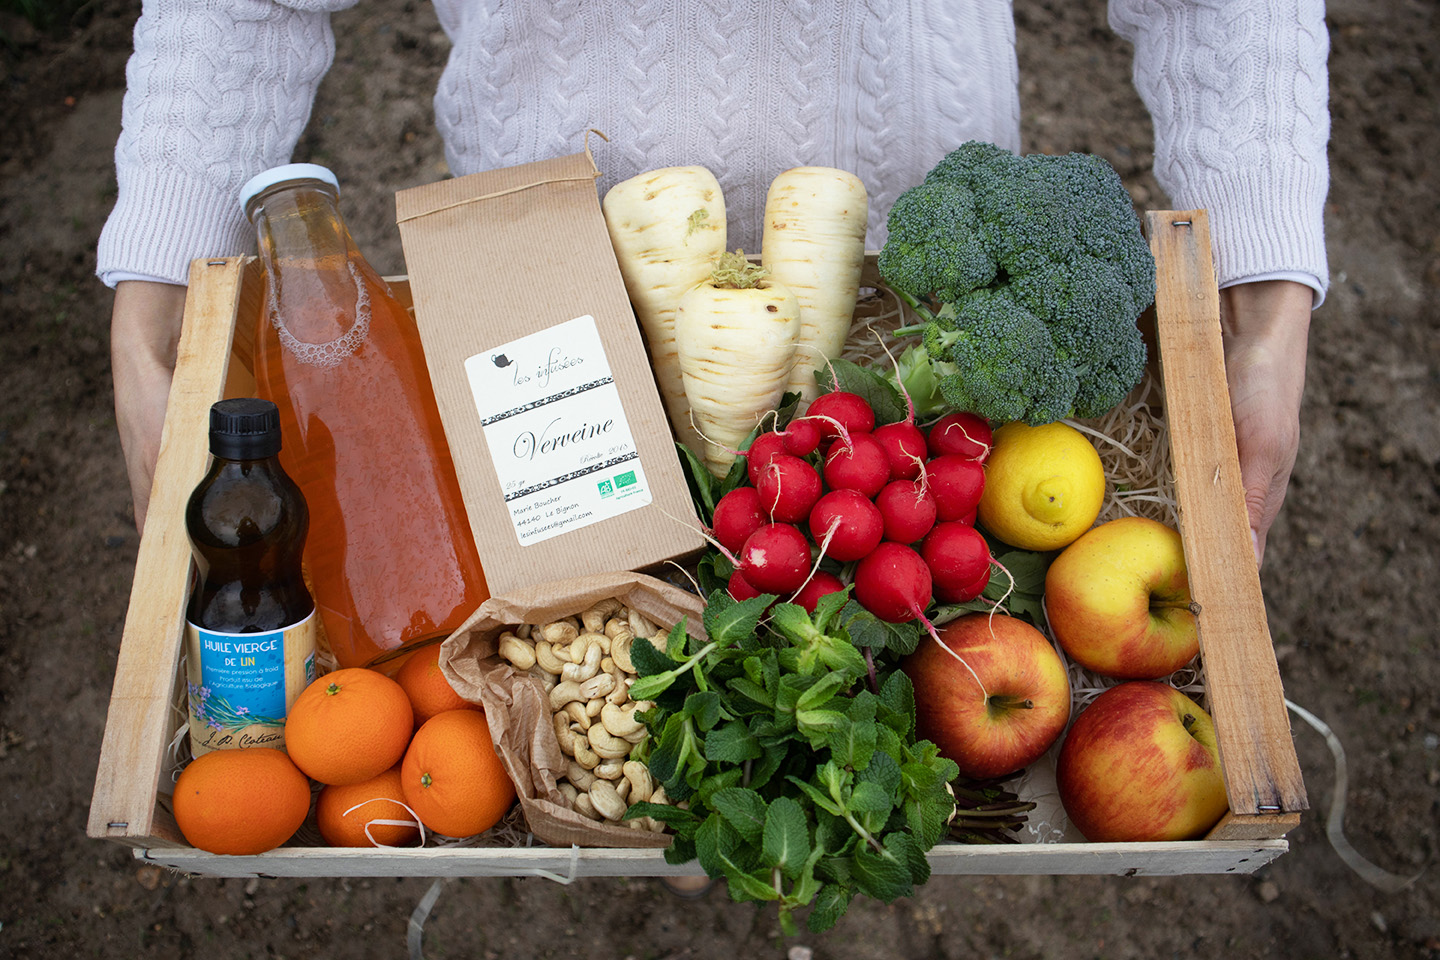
711 391 994 625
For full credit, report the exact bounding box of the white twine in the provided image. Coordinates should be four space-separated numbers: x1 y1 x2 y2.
1285 699 1424 893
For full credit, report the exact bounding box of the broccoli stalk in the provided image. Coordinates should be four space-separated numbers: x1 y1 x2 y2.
879 142 1155 425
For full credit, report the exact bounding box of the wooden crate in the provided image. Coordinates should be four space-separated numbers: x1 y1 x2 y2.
88 210 1306 879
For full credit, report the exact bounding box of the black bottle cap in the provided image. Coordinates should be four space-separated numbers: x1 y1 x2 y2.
209 398 282 460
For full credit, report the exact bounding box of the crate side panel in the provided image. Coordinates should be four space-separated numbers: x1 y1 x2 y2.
88 258 248 843
1145 211 1307 818
135 840 1286 879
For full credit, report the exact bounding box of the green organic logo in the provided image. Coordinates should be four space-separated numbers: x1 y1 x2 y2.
615 470 638 489
597 479 614 498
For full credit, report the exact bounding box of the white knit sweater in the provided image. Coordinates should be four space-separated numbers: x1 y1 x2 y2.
97 0 1330 300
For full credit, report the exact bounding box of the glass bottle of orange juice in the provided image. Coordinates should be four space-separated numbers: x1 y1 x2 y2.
240 164 488 671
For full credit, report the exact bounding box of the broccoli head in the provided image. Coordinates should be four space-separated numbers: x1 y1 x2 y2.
880 141 1155 425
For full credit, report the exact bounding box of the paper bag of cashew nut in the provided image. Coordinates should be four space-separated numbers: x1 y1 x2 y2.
437 570 706 848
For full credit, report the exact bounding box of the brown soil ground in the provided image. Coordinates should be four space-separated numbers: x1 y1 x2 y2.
2 1 1437 957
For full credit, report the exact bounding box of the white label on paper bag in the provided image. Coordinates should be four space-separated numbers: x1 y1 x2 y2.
465 315 652 545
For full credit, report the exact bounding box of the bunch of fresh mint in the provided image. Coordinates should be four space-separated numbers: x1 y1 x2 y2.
622 588 959 934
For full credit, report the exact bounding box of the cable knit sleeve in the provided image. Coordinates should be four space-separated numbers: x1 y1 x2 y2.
1109 0 1330 302
96 0 356 287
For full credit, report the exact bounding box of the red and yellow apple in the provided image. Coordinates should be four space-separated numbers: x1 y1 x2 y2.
1056 681 1229 842
1044 516 1198 679
901 612 1070 779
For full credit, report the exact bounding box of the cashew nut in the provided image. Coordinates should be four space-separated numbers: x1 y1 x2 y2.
539 620 580 647
650 785 669 806
578 672 615 701
628 609 659 641
615 779 631 802
588 779 627 820
566 760 596 791
553 712 577 756
605 668 631 705
588 723 632 760
534 640 566 676
585 696 604 718
561 641 604 683
526 665 557 692
557 782 579 807
573 792 602 820
549 680 585 711
562 700 591 731
582 598 623 634
604 618 634 643
622 761 653 803
601 701 645 739
610 635 635 675
515 623 533 640
498 631 537 671
600 656 615 675
572 736 601 769
594 758 625 780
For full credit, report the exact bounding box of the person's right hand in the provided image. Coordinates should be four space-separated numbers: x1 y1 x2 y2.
111 280 188 534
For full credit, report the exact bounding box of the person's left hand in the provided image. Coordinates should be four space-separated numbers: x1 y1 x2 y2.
1217 279 1314 568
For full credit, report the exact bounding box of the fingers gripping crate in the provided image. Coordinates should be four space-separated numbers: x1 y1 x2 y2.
87 210 1306 879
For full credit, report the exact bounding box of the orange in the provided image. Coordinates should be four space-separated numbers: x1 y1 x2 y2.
316 765 421 848
172 748 311 855
394 643 480 729
401 709 515 838
285 667 413 785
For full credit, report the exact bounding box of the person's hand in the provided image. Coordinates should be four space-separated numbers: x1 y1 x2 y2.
1217 279 1314 568
111 280 188 534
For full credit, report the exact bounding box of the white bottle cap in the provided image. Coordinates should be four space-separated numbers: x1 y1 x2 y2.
239 163 341 214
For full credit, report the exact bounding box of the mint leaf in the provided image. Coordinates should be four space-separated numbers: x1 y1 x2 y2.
631 636 676 677
710 787 769 845
694 813 743 878
747 742 789 791
795 671 847 713
704 590 774 647
850 848 912 902
847 780 894 816
769 602 819 645
761 796 810 881
811 586 853 633
806 883 853 933
856 748 903 799
684 690 726 732
817 636 870 678
627 671 676 703
814 357 906 426
825 717 877 772
786 776 843 817
884 831 931 886
726 868 781 903
703 720 763 763
878 670 916 737
623 801 701 827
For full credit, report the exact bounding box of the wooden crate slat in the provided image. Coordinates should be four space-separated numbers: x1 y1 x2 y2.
1145 211 1307 818
87 258 247 843
136 839 1286 879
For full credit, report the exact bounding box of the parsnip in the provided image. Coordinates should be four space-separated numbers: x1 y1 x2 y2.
675 253 801 476
602 166 727 453
761 167 868 404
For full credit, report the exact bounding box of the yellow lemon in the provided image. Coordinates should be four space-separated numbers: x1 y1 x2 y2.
978 422 1106 551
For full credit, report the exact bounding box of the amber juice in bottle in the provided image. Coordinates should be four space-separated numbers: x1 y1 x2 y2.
242 164 488 671
185 398 316 754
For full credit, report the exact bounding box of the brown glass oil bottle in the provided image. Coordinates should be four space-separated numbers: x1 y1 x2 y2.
185 398 316 754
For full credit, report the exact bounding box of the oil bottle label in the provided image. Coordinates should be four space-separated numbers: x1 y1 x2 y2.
185 613 317 754
466 314 653 546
